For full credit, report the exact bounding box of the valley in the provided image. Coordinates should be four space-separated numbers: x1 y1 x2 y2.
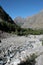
0 6 43 65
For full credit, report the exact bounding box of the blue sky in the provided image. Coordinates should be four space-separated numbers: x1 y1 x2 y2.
0 0 43 19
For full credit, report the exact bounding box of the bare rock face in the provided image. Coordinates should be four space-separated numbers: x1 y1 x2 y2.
22 11 43 29
35 55 43 65
14 17 25 26
14 10 43 29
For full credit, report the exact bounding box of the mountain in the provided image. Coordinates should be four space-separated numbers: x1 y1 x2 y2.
0 6 19 32
14 17 25 26
14 10 43 29
0 6 14 24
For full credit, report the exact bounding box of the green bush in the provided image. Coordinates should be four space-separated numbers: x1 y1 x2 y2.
0 40 1 43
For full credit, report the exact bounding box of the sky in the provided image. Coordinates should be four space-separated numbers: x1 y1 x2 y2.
0 0 43 19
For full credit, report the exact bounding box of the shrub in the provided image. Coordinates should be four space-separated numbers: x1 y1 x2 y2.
0 40 1 43
18 53 37 65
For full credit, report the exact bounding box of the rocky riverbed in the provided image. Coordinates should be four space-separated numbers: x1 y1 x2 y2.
0 35 43 65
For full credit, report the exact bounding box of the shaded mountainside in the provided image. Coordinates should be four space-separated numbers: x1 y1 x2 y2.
14 10 43 29
0 6 21 32
0 6 14 24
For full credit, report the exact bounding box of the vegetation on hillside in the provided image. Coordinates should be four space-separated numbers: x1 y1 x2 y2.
0 20 21 33
0 20 43 35
0 6 22 34
16 28 43 36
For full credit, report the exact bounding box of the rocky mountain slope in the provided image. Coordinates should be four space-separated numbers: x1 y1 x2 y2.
0 35 43 65
14 10 43 29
